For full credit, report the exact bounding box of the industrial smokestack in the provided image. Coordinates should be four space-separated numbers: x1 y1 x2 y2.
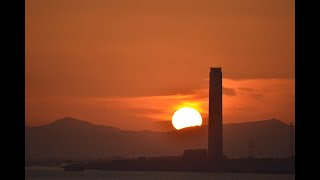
208 67 223 163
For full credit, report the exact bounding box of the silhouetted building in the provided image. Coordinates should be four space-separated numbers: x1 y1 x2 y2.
208 67 223 163
183 149 207 161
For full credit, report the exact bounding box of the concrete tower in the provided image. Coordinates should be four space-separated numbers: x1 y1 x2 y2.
208 67 223 163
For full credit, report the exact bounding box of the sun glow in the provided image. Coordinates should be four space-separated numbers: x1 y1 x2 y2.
172 107 202 130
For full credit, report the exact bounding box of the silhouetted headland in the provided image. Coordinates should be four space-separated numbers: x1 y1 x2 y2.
26 117 294 162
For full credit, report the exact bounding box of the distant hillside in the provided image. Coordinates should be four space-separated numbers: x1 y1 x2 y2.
25 117 295 161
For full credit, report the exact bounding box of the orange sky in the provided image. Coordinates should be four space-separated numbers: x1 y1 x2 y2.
26 0 295 130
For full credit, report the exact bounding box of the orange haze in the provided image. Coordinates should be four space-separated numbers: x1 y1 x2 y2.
26 0 294 130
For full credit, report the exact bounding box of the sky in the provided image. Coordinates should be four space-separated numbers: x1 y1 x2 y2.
26 0 295 130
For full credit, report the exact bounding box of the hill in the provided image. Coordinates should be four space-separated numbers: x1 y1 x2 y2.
25 117 295 161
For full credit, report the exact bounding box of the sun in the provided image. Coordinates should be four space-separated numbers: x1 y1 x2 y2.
172 107 202 130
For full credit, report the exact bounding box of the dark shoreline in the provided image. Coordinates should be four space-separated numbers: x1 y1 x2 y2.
63 157 295 174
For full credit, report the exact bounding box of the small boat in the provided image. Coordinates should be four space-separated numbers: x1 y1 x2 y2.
62 164 85 171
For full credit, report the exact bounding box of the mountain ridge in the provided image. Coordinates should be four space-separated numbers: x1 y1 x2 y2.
26 117 292 132
25 117 295 161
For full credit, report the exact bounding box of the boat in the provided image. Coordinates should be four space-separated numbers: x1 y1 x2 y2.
62 163 85 171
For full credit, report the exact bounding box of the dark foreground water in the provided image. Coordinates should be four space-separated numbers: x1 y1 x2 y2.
25 166 295 180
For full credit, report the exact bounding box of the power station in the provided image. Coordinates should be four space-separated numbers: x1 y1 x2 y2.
64 67 294 174
175 67 224 163
176 67 223 163
208 67 223 163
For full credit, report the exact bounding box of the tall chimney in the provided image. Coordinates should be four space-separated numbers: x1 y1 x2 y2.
208 67 223 163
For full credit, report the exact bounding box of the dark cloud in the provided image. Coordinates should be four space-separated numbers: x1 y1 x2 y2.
238 87 255 92
238 87 263 100
130 108 165 115
191 92 208 99
161 88 196 96
223 87 237 96
251 93 264 100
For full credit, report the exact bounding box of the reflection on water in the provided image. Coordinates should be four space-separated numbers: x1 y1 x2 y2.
25 166 295 180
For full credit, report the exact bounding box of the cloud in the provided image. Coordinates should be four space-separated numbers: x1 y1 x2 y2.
223 87 237 96
238 87 263 99
250 93 264 100
26 78 294 130
238 87 255 92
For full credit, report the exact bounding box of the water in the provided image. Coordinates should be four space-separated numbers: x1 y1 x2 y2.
25 166 295 180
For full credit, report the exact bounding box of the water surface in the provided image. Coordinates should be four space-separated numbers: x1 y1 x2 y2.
25 166 295 180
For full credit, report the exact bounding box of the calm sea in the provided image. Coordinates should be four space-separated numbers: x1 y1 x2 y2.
25 166 295 180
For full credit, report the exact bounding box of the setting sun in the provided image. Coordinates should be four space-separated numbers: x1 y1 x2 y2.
172 107 202 130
